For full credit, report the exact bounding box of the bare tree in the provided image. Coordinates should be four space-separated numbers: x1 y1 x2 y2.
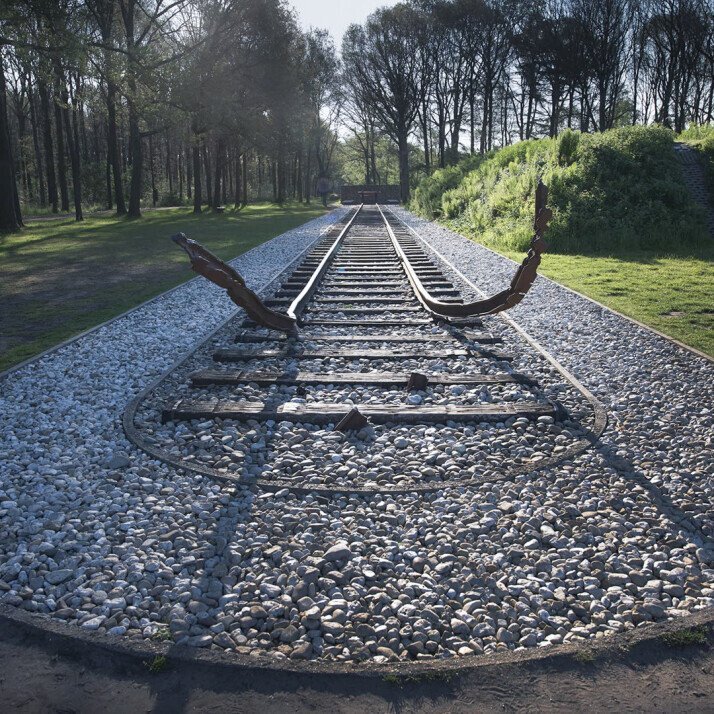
343 5 425 201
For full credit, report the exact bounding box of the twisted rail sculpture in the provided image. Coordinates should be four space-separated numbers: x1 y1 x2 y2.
171 182 552 331
171 233 297 333
381 180 552 318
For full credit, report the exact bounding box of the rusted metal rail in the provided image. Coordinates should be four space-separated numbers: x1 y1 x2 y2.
379 180 552 318
171 206 363 333
171 233 298 333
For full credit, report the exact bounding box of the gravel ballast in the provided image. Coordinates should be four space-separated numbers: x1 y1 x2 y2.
0 207 712 666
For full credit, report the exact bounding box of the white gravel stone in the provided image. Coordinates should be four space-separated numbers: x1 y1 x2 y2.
0 206 712 665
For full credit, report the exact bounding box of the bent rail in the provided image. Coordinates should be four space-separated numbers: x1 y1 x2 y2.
171 233 298 333
380 180 553 318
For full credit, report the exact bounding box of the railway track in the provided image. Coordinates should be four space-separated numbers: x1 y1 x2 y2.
124 204 606 494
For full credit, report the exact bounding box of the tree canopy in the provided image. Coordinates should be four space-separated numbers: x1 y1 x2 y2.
1 0 713 230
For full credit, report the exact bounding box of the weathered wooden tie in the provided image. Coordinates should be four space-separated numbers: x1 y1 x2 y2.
190 369 533 387
232 331 501 344
162 399 555 424
213 346 492 361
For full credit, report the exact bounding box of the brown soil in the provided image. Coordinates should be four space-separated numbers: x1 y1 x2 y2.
1 615 712 713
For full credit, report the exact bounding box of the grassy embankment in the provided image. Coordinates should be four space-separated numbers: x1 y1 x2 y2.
411 125 713 356
0 203 328 372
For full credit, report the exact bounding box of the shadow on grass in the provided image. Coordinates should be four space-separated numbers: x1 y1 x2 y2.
550 247 714 264
0 203 328 371
1 203 327 260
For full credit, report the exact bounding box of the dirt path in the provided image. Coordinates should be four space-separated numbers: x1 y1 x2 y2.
1 615 712 714
674 142 714 238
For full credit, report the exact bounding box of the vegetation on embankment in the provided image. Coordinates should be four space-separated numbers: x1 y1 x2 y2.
412 126 708 253
411 125 713 356
0 203 327 372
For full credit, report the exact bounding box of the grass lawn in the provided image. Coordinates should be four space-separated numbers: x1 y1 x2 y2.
0 202 328 372
499 247 714 357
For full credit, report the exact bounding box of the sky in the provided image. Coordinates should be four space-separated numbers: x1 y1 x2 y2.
290 0 400 48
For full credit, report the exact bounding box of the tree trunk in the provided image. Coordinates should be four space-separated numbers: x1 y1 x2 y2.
192 142 202 214
203 143 212 207
241 151 248 206
54 59 82 221
450 119 461 164
296 149 303 203
166 139 173 196
106 80 126 214
437 104 446 168
38 81 58 213
105 141 112 209
277 151 285 204
74 74 88 163
549 84 562 138
54 93 69 212
480 83 490 154
227 148 233 200
127 104 142 217
598 80 607 131
369 129 379 184
122 1 142 218
64 106 82 221
421 99 430 172
149 133 157 207
397 129 410 204
234 150 241 207
213 138 222 209
0 54 22 232
178 146 184 201
186 142 192 199
28 84 46 207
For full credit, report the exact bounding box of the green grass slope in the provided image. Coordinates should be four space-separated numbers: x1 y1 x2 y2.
411 126 713 356
413 126 707 253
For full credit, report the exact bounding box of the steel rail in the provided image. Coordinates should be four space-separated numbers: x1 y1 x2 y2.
286 204 363 322
377 182 551 318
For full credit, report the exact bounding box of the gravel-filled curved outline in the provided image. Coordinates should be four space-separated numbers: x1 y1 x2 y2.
123 212 608 494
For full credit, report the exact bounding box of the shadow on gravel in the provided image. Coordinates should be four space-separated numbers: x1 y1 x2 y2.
596 441 714 556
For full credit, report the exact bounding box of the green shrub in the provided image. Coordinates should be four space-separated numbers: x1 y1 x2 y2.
410 154 483 217
557 129 580 166
412 125 707 255
159 192 187 208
